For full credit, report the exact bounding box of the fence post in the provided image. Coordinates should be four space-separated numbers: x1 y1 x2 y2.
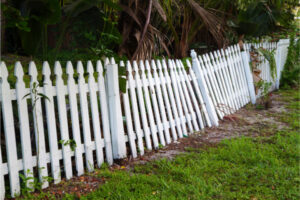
190 50 219 126
275 41 282 89
106 63 127 159
241 51 256 104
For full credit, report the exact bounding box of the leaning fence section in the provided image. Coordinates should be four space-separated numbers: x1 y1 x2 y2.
0 39 290 199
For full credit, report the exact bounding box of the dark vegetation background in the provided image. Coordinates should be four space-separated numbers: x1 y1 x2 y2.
0 0 299 63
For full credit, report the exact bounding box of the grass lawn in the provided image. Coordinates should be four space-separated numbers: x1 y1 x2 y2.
23 88 300 200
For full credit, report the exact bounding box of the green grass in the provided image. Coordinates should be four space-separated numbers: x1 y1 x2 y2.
23 88 300 199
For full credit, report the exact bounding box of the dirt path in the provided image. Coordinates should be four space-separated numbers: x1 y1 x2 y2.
34 92 290 199
125 92 289 165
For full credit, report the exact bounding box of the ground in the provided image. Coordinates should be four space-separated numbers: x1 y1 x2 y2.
18 88 300 200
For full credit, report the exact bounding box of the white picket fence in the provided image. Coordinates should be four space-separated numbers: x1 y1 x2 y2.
0 40 290 199
244 40 290 97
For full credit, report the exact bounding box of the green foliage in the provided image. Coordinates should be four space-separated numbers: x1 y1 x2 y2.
257 47 277 80
280 35 300 88
76 90 300 200
3 0 61 55
59 139 77 152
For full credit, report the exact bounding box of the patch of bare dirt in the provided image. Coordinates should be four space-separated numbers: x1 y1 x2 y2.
31 92 289 199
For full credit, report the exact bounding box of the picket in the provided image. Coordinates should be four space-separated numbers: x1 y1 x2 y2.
42 62 61 184
66 61 84 176
14 62 34 188
29 62 49 189
178 60 204 129
54 61 73 179
0 40 290 199
126 61 145 154
87 61 104 167
0 62 20 196
151 60 172 144
133 61 153 150
96 60 113 165
168 59 187 137
186 60 211 127
145 60 168 145
157 60 180 140
139 61 160 147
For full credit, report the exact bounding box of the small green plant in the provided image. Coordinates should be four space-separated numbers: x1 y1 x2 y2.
255 80 272 109
19 169 53 198
257 47 277 80
59 139 77 151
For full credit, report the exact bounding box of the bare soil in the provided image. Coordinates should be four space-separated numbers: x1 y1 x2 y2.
29 92 289 199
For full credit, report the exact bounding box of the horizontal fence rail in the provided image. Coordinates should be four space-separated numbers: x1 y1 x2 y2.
0 39 290 199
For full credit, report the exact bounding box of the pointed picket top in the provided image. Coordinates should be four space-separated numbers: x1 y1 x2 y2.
133 60 139 74
66 61 74 75
87 61 94 74
161 59 168 70
198 55 204 66
104 58 110 65
14 61 24 81
96 60 104 74
139 60 145 72
156 59 162 70
126 60 133 72
186 59 192 69
145 60 151 72
42 61 52 81
220 49 226 57
77 61 84 76
29 61 38 79
120 60 125 67
110 57 116 64
0 61 9 79
151 60 157 70
168 59 173 69
54 61 63 76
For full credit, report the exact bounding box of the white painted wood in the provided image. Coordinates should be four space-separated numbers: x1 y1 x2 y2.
225 48 243 109
96 61 113 165
0 62 20 196
54 61 73 179
151 60 171 143
42 62 61 184
87 61 104 167
175 59 199 132
241 50 256 104
234 45 250 105
120 61 137 158
133 61 152 150
200 54 224 118
198 55 219 117
28 61 49 189
145 60 166 146
14 62 34 188
208 53 229 115
190 50 219 126
211 52 233 114
126 61 144 155
66 61 84 176
0 141 4 199
106 63 127 158
171 60 194 133
157 60 179 141
139 61 160 147
167 59 187 137
77 61 94 171
218 50 239 111
178 60 204 129
186 60 211 127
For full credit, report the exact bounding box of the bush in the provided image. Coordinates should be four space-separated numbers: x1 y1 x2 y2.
280 35 300 88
